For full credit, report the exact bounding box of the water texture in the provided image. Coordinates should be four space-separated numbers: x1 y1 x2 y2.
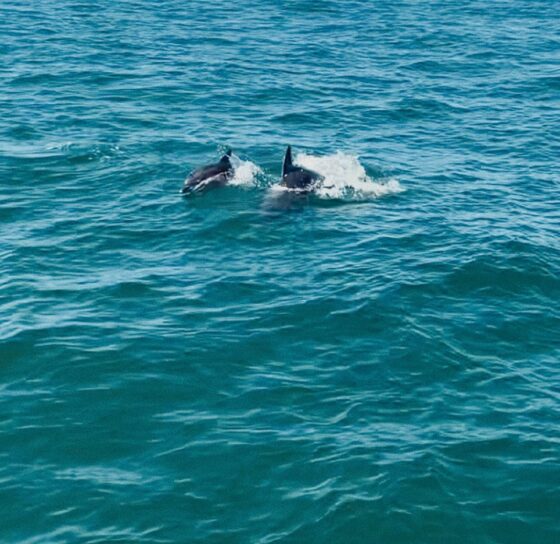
1 1 559 542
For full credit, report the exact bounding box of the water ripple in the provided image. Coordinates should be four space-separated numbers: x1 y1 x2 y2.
1 0 560 542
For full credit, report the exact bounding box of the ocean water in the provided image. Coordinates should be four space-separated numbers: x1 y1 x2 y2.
1 0 559 542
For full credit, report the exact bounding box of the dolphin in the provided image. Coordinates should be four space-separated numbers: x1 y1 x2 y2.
182 150 234 194
280 146 323 190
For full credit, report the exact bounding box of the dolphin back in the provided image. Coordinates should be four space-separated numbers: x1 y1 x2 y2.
281 145 323 190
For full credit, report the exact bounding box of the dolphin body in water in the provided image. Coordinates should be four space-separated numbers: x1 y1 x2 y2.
280 146 323 190
261 146 324 211
182 150 234 194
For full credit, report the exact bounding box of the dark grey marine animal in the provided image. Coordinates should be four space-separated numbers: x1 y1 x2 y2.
280 145 323 190
182 150 234 194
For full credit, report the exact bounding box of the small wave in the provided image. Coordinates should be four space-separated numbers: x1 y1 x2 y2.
294 151 404 200
41 141 123 163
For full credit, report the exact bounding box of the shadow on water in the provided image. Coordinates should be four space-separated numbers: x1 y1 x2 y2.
260 188 311 214
181 184 400 219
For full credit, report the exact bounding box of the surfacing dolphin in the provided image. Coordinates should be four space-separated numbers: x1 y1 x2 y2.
280 145 323 191
182 150 234 194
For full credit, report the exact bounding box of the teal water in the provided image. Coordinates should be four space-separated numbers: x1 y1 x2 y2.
1 1 560 542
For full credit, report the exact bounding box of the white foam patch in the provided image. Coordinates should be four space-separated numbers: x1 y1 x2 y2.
294 151 404 200
229 154 262 186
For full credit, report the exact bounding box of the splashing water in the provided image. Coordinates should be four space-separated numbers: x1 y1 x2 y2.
294 151 404 199
229 153 262 187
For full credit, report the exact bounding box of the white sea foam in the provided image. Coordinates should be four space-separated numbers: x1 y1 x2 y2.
293 151 404 200
229 154 262 186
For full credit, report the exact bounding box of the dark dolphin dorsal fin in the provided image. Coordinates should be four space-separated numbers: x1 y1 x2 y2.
220 149 233 164
282 145 293 177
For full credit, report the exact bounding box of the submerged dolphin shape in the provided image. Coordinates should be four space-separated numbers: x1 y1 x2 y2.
182 150 234 194
280 146 323 190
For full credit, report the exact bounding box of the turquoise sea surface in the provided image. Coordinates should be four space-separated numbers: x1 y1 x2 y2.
1 1 559 542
